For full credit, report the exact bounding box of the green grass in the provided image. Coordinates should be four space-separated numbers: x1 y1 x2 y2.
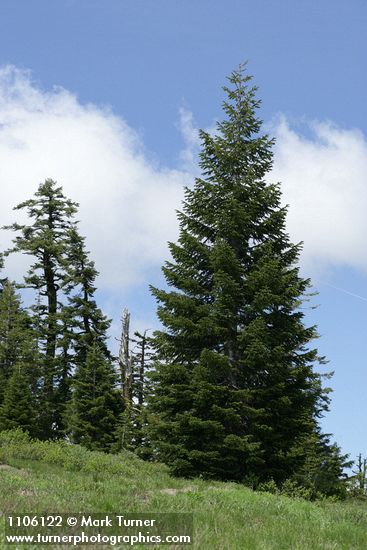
0 431 366 549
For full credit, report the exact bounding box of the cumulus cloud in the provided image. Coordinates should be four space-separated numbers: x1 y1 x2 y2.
271 117 367 275
0 65 189 291
1 65 367 304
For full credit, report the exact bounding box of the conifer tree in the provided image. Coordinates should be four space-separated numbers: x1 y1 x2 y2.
149 66 331 484
0 281 39 407
64 226 111 358
66 341 122 452
0 365 37 436
290 429 351 498
4 179 78 438
3 179 112 440
57 226 112 431
0 280 39 435
62 227 123 449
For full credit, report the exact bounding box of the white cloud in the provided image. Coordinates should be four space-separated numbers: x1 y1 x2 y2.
1 65 367 303
0 65 189 291
271 116 367 275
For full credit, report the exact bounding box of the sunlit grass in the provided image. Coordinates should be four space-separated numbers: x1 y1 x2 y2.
0 431 366 549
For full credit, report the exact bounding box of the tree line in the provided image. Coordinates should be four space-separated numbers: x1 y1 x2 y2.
0 66 362 498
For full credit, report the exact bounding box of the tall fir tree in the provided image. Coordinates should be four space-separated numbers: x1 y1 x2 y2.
149 66 332 484
4 179 78 438
3 179 114 440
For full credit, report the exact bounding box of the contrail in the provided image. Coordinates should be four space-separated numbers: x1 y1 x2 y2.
320 281 367 302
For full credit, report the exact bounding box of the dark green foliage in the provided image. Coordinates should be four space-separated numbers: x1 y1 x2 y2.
64 227 111 355
0 281 39 436
0 282 35 379
0 366 36 436
257 430 352 499
149 65 335 486
62 227 120 450
66 341 122 452
3 179 114 441
60 226 112 433
3 179 79 438
0 281 39 408
290 432 352 499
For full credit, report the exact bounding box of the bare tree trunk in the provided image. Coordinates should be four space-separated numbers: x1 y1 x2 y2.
119 308 133 403
137 330 147 408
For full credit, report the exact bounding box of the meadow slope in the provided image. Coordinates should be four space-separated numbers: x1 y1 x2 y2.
0 432 366 549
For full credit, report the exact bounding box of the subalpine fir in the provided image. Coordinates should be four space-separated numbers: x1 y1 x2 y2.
149 66 330 484
3 179 116 440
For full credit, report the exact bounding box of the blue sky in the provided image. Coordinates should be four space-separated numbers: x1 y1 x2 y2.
0 0 366 463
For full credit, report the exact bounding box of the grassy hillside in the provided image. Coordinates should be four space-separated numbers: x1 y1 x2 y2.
0 431 366 549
